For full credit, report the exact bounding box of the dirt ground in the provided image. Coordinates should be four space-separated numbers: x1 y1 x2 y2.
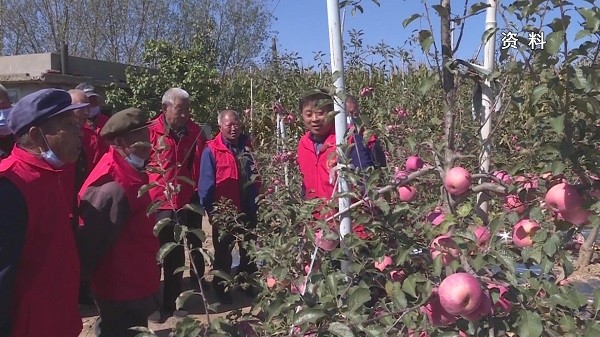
78 216 254 337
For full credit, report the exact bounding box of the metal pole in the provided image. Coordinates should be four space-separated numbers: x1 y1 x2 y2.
476 0 497 221
250 78 253 134
326 0 351 272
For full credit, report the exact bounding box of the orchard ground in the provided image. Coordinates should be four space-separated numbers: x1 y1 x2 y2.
75 218 600 336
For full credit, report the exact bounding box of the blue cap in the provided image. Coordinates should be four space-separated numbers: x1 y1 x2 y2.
8 89 89 136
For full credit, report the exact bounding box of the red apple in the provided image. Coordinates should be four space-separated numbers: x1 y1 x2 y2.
374 255 393 272
398 185 417 202
474 226 491 246
503 194 526 214
438 272 483 316
512 219 540 248
405 156 424 172
314 229 338 251
493 170 513 184
461 291 492 321
444 167 472 196
359 86 374 97
390 269 407 282
420 289 457 327
562 207 590 226
266 277 277 288
290 277 306 294
427 210 445 226
487 283 513 316
406 330 428 337
545 183 584 213
514 175 538 190
386 125 395 133
429 234 460 266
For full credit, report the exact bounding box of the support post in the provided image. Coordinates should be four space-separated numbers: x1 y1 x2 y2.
326 0 351 272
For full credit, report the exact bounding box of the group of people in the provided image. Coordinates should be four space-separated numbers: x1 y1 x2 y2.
0 85 385 337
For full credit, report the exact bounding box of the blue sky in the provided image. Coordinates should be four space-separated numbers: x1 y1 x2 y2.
269 0 592 67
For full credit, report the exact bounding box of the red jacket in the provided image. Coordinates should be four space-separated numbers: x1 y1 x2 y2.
0 147 81 337
78 147 160 301
297 131 338 200
147 116 205 209
93 113 110 132
82 124 110 173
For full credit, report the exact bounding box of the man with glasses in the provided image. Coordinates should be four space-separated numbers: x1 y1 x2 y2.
198 110 260 304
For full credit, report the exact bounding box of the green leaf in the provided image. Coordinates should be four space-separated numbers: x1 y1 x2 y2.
326 273 339 297
469 2 490 15
542 234 559 257
293 308 326 326
457 203 473 218
418 30 434 53
494 249 516 275
389 281 408 309
175 290 199 310
176 175 196 187
532 85 548 104
328 322 355 337
518 310 543 337
403 14 421 28
211 269 233 282
593 288 600 313
402 275 417 298
157 242 179 263
138 182 159 197
146 200 163 216
153 218 171 236
348 287 371 311
481 27 498 44
183 203 206 216
544 31 565 55
550 115 566 135
575 29 591 41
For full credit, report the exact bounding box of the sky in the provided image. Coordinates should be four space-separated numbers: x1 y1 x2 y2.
268 0 592 68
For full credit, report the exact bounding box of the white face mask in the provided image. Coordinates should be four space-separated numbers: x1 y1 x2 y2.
38 130 64 168
0 107 13 136
346 116 353 125
89 106 100 118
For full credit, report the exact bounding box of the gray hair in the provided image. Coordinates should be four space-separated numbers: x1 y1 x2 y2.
217 110 240 126
0 84 10 105
161 88 190 106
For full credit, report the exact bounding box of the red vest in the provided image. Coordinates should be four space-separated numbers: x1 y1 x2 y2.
78 147 160 301
297 131 338 200
207 133 253 212
0 147 81 337
82 124 110 173
147 116 205 209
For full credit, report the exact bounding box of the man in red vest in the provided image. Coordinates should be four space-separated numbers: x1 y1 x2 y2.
147 88 206 322
0 84 15 161
0 88 87 337
76 107 159 337
76 83 110 132
198 110 260 304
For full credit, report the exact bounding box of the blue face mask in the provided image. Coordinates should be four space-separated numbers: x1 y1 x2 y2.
0 107 13 136
126 153 146 169
38 130 65 168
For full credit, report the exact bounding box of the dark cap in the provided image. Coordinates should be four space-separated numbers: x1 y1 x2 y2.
8 88 89 137
75 83 101 98
100 107 150 140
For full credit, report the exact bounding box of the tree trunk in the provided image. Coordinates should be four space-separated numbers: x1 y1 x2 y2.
576 224 598 269
440 0 456 213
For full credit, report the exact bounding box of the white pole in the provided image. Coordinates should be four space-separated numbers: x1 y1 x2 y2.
326 0 351 272
476 0 497 220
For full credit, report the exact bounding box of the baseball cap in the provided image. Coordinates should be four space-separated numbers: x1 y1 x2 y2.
8 88 89 136
75 83 101 98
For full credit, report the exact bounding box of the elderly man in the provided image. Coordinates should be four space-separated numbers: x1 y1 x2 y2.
0 85 14 160
147 88 206 322
345 95 387 168
199 110 260 304
0 89 87 337
77 107 159 337
76 83 110 131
